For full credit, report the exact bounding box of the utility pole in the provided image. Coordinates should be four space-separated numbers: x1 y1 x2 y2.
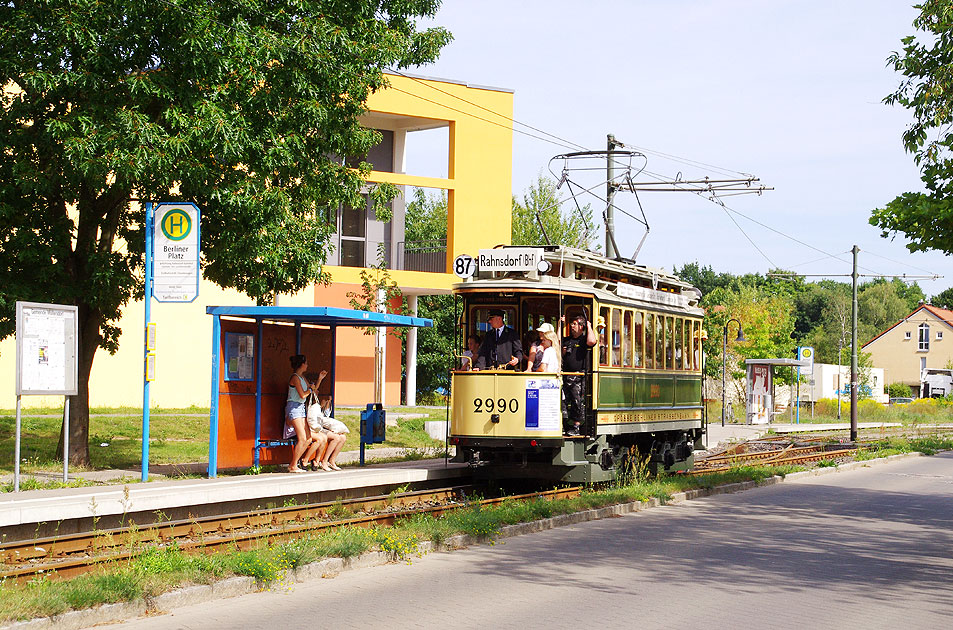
850 245 859 442
605 134 620 259
768 250 938 442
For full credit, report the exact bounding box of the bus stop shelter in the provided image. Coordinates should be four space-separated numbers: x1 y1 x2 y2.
207 305 432 476
744 358 807 424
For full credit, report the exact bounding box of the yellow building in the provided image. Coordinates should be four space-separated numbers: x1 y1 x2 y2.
0 72 514 408
862 304 953 396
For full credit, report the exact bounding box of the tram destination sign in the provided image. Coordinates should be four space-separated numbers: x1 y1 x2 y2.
153 202 201 302
478 248 543 272
615 282 689 308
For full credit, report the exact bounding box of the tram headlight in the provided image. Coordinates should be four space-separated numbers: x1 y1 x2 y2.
537 260 552 274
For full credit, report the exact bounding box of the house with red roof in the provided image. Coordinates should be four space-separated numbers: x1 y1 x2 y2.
862 304 953 396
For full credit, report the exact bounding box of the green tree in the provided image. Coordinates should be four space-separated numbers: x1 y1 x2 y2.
857 280 918 342
0 1 450 464
702 285 796 392
404 188 447 244
931 286 953 309
512 174 595 249
872 1 953 251
674 262 738 297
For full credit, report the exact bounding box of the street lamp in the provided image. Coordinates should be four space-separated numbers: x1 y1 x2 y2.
722 318 745 427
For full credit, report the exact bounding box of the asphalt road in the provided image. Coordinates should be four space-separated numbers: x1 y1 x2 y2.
112 453 953 630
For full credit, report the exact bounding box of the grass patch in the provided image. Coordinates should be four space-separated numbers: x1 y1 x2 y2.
0 405 448 478
856 434 953 459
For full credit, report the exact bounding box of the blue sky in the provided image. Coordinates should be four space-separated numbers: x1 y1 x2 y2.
403 1 950 295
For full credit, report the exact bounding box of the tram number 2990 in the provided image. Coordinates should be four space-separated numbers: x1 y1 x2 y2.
473 397 520 414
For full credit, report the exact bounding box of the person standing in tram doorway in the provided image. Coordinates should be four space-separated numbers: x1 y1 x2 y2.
474 309 523 370
561 313 597 436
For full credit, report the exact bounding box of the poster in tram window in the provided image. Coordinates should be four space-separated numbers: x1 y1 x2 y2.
525 379 560 431
16 301 79 396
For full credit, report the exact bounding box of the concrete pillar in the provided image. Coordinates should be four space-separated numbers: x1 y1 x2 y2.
406 294 418 406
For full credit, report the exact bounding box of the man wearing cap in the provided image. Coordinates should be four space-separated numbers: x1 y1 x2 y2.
474 309 523 370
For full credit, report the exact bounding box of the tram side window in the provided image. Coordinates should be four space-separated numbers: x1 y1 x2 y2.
686 320 701 370
623 311 632 367
612 308 622 366
691 320 700 370
633 311 643 367
675 317 685 370
599 306 610 366
661 316 669 369
645 313 654 369
656 315 665 370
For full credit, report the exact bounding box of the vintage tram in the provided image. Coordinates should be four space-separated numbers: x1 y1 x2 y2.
449 245 705 482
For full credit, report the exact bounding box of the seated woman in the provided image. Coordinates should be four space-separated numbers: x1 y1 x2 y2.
315 396 347 471
285 355 327 473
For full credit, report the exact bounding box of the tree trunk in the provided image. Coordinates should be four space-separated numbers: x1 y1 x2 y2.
56 303 100 466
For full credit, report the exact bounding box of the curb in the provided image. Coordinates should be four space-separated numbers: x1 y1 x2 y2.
1 451 924 630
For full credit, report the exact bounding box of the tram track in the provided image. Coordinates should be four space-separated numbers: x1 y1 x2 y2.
690 425 953 476
1 485 581 584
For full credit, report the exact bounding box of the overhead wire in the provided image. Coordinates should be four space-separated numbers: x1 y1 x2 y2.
385 68 590 152
144 0 942 281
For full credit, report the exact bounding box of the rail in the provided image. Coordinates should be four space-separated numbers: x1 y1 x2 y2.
1 485 580 584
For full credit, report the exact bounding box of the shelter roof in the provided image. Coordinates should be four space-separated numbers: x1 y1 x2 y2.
206 305 432 328
744 358 809 367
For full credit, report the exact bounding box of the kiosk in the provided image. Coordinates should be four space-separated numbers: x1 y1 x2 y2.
207 306 432 476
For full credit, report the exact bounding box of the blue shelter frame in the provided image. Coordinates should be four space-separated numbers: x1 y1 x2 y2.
207 305 432 477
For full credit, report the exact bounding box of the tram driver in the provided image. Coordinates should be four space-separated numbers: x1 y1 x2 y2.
473 309 523 370
562 313 598 436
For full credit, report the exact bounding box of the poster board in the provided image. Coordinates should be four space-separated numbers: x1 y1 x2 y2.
16 301 79 396
525 378 561 431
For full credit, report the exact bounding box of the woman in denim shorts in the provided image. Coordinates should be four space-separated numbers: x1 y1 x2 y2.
286 354 327 473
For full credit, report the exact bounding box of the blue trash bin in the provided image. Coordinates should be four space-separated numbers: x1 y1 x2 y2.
360 403 386 465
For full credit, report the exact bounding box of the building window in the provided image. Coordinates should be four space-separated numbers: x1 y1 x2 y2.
339 195 368 268
919 323 930 351
938 331 944 340
905 331 912 340
921 356 927 372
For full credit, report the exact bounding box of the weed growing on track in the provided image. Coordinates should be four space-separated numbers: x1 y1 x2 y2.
856 435 953 459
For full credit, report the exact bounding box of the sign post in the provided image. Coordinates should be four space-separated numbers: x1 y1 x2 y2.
143 202 200 481
15 302 79 491
795 346 814 424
